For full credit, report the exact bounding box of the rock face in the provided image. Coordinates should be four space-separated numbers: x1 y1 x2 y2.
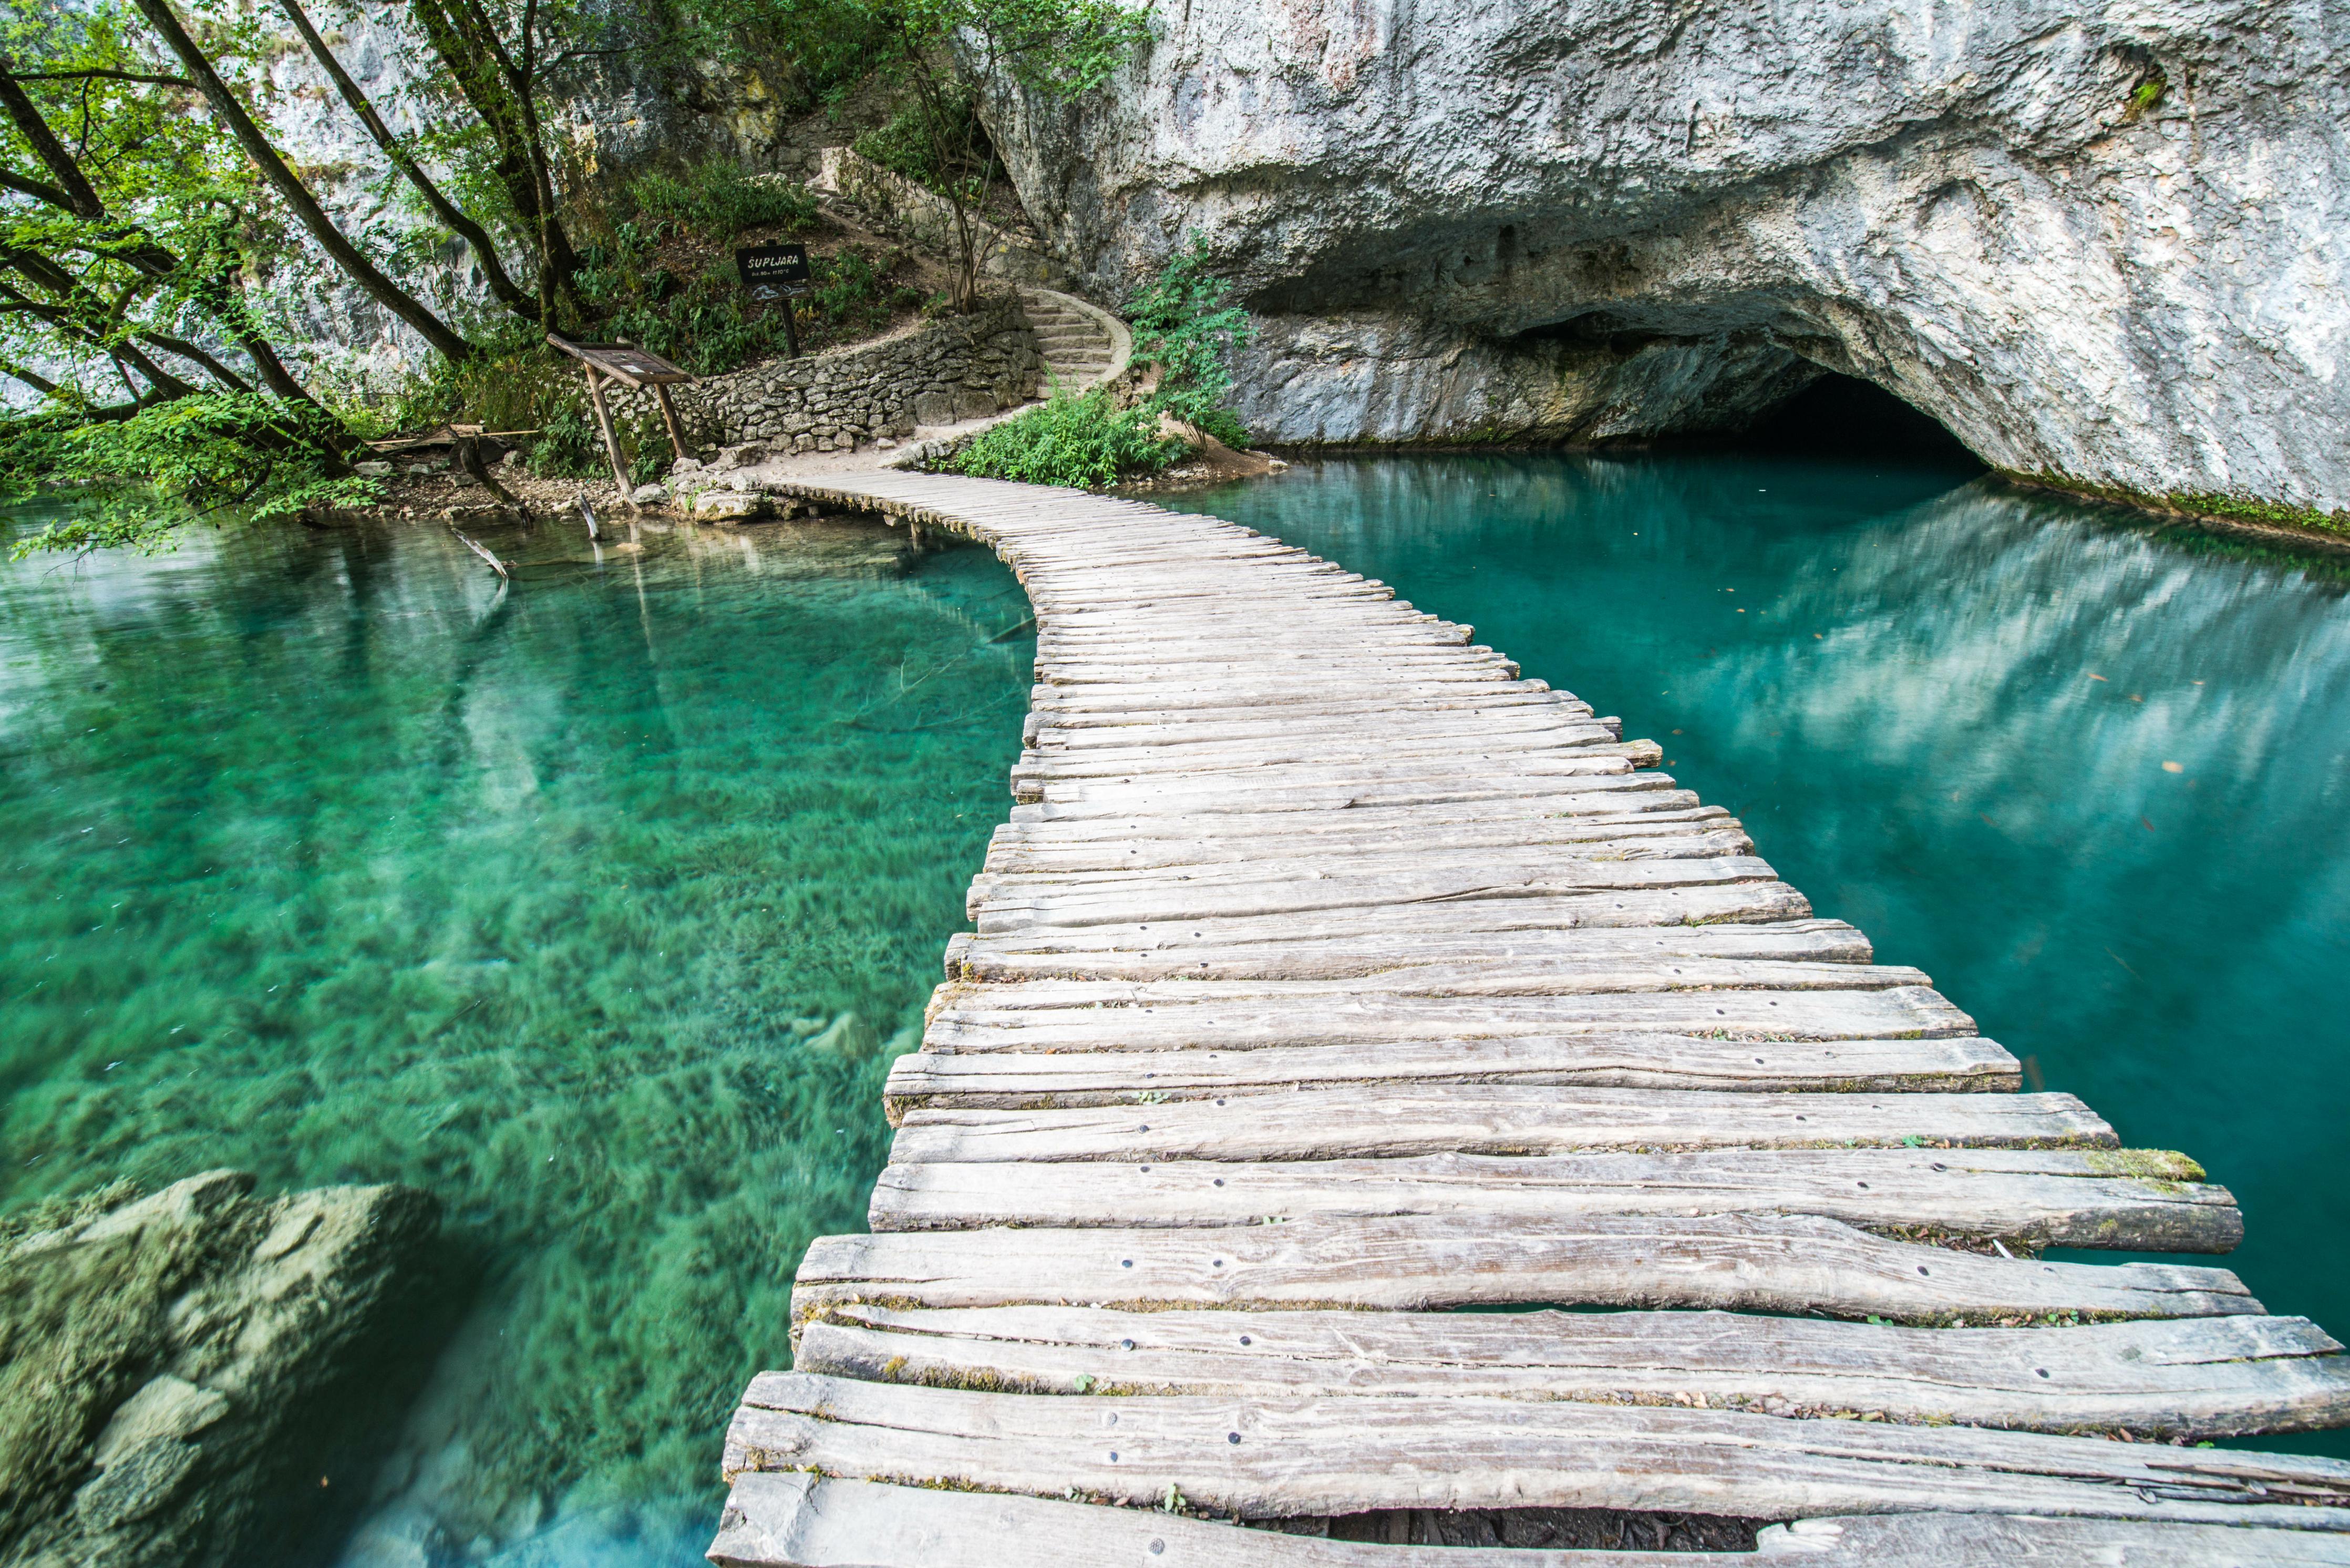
978 0 2350 513
0 1172 440 1568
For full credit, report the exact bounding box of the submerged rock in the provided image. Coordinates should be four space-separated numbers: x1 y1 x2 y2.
978 0 2350 514
0 1172 440 1568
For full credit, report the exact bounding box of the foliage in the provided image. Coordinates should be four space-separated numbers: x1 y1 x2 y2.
527 406 607 480
625 158 818 242
1126 234 1254 428
852 90 983 190
2126 70 2167 120
1190 405 1250 448
845 0 1154 307
1 396 378 558
0 0 284 407
947 386 1178 488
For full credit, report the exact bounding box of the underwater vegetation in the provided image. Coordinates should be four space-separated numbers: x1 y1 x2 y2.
0 509 1033 1560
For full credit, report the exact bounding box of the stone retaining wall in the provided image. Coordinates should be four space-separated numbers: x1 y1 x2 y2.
614 293 1042 455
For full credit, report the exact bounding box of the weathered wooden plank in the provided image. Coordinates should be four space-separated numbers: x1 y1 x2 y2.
710 1473 2350 1568
1028 680 1573 718
945 918 1874 981
887 1087 2102 1162
1027 689 1590 726
790 1213 2253 1325
883 1034 2021 1112
800 1303 2350 1438
924 987 1974 1051
1007 729 1636 785
1024 754 1666 808
1007 779 1699 834
930 962 1926 1008
724 1374 2350 1526
983 818 1750 878
957 890 1819 956
974 838 1766 903
972 860 1797 931
1028 707 1598 749
867 1146 2239 1252
707 1472 1662 1568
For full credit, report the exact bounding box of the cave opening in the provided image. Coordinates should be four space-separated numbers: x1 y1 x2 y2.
1741 371 1982 468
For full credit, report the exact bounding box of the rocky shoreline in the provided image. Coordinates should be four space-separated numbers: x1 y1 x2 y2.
1 1173 440 1568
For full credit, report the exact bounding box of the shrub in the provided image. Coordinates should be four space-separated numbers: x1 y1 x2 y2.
853 94 985 192
626 158 817 242
528 407 606 480
947 388 1180 489
2 395 377 558
1126 235 1255 431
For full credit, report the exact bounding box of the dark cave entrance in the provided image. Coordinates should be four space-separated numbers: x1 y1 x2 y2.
1741 372 1983 467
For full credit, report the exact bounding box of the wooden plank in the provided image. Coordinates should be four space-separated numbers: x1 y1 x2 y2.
885 1087 2104 1163
1022 755 1666 807
883 1034 2022 1111
1021 768 1702 815
724 1374 2350 1526
1006 729 1637 783
946 918 1875 981
799 1303 2350 1438
982 817 1751 877
789 1213 2255 1325
1006 779 1698 834
923 987 1974 1051
867 1146 2240 1252
710 1473 2350 1567
973 837 1768 901
708 1472 1660 1567
971 860 1800 931
955 889 1819 954
930 961 1926 1006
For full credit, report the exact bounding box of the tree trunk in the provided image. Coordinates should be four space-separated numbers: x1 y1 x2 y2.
128 0 477 365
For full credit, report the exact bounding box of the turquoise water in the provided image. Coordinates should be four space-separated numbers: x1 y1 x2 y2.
0 509 1034 1561
1167 454 2350 1460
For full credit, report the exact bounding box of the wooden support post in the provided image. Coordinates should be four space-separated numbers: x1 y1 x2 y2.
780 297 801 359
581 364 634 506
653 382 693 463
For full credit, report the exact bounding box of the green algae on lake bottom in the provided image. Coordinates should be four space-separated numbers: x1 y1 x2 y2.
1166 453 2350 1461
0 507 1034 1563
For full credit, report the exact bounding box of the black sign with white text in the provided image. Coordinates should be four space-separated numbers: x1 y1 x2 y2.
736 243 812 300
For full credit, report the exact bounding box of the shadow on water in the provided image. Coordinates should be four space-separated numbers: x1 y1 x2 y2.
0 508 1036 1564
1163 447 2350 1463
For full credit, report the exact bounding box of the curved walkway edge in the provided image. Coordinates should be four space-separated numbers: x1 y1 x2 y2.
706 471 2350 1566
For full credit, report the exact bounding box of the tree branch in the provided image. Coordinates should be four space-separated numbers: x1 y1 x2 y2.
0 57 107 216
16 68 195 88
138 328 256 392
127 0 476 364
274 0 537 320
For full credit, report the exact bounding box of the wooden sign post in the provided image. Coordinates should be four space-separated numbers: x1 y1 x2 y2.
736 243 812 358
546 334 696 502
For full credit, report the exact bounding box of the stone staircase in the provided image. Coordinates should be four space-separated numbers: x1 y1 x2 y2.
1018 286 1124 394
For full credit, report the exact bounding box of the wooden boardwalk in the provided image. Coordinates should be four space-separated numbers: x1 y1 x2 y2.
707 473 2350 1564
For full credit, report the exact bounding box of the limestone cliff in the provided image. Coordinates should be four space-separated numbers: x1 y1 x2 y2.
976 0 2349 514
